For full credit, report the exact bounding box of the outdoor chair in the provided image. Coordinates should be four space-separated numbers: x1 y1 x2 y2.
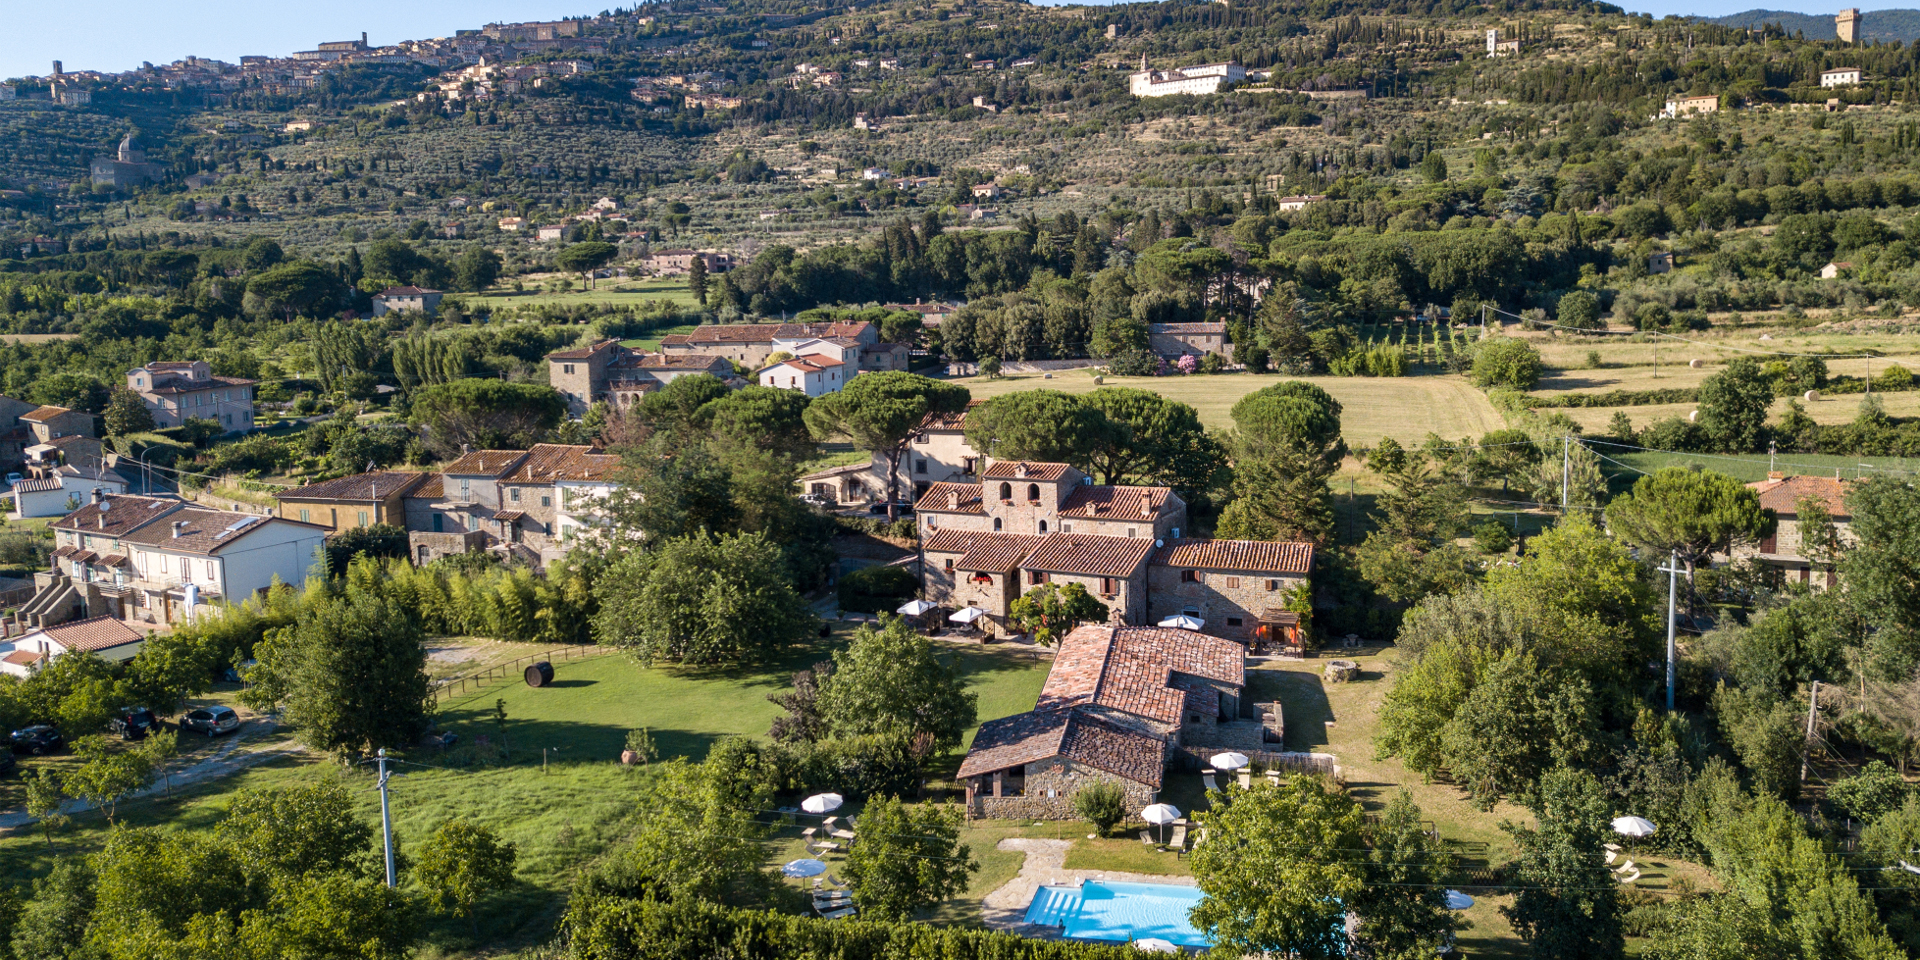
819 907 857 920
826 874 847 888
810 841 842 855
1237 770 1252 789
821 817 839 830
1614 860 1635 875
830 829 857 841
1168 824 1188 850
1603 843 1622 852
801 828 818 841
1201 774 1218 791
1604 851 1617 866
815 891 854 905
1139 830 1155 845
1617 868 1641 884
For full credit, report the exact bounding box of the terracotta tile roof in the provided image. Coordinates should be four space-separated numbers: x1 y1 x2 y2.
1148 322 1227 334
443 450 530 477
53 494 181 538
502 444 620 483
1748 476 1853 519
657 334 693 347
1059 484 1177 522
765 358 832 374
18 405 78 423
278 470 429 503
1023 533 1155 578
957 708 1164 787
52 545 76 559
914 482 985 514
924 529 1043 571
68 550 97 564
679 322 872 345
32 616 143 654
1152 538 1314 575
3 651 41 667
919 400 980 432
375 286 441 297
9 477 62 493
981 461 1075 482
1036 625 1244 725
44 435 99 450
546 339 622 361
494 510 526 522
119 508 294 555
409 475 444 499
629 354 731 370
146 362 199 372
142 375 255 395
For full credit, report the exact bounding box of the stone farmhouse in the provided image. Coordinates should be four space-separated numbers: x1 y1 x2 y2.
914 461 1312 643
800 403 980 503
546 339 736 416
4 493 327 634
1730 474 1857 588
959 624 1256 819
127 361 255 434
0 396 99 477
657 321 910 372
371 286 444 316
1148 322 1230 360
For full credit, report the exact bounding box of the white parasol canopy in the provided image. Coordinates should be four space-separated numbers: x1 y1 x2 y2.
1444 890 1475 910
1158 614 1204 630
1611 816 1657 838
1141 803 1181 824
802 793 844 815
896 599 938 616
949 606 988 624
782 858 827 878
1209 752 1250 771
1132 939 1179 953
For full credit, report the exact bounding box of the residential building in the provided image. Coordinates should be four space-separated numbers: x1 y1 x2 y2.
1128 57 1245 97
15 493 326 630
275 470 429 534
1 399 96 475
1149 322 1230 360
1821 260 1853 279
546 340 734 416
658 321 908 372
9 465 128 519
959 624 1249 818
1649 251 1674 274
1662 95 1720 118
1485 28 1521 57
126 361 255 433
758 356 847 396
1733 474 1857 587
496 443 621 563
971 183 1003 199
371 286 444 316
643 249 731 275
498 216 527 231
1146 539 1313 644
882 299 961 328
800 403 980 504
1275 194 1326 211
0 617 146 675
1822 67 1863 87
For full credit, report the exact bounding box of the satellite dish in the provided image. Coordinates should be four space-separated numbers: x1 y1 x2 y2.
99 501 111 513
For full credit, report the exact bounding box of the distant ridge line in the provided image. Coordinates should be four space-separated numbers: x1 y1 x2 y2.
1701 7 1920 42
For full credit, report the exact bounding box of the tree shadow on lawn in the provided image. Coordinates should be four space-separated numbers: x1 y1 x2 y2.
1244 670 1333 751
433 711 731 765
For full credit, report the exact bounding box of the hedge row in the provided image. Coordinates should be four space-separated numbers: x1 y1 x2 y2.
566 897 1145 960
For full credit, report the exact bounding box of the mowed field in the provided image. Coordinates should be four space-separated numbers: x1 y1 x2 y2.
471 275 699 310
953 370 1506 447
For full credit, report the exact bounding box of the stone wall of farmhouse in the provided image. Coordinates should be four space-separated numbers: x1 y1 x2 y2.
985 478 1074 537
972 758 1158 820
1032 569 1148 625
923 557 1016 635
1147 567 1308 642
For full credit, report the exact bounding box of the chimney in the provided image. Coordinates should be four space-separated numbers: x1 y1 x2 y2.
1015 463 1028 478
91 487 104 504
1142 500 1155 518
948 490 960 510
172 520 187 538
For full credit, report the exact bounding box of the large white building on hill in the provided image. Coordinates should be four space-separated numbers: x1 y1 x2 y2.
1128 57 1245 97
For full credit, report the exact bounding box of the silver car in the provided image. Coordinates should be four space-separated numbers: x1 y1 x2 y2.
180 706 242 738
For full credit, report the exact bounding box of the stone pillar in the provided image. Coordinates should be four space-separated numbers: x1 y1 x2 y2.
992 770 1004 797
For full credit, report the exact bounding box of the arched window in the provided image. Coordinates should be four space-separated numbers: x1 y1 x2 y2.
993 517 1003 531
999 482 1012 500
1038 520 1048 533
1027 483 1040 501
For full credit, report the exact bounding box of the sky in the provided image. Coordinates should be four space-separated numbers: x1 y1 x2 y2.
1 0 1910 81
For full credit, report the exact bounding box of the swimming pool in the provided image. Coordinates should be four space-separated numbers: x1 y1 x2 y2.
1024 880 1211 948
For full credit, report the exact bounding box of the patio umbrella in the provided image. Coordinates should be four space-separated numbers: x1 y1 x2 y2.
1209 752 1250 771
1444 890 1475 910
1158 614 1204 630
1611 816 1657 839
896 599 937 616
783 858 827 878
949 606 988 624
802 793 845 815
1133 939 1179 954
1141 803 1181 844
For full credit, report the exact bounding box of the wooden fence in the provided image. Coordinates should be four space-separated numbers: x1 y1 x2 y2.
433 645 614 702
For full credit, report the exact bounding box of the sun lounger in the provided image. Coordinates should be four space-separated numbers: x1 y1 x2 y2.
821 817 839 830
1237 770 1252 789
1168 824 1188 849
1603 843 1622 852
826 874 846 888
814 892 854 905
830 829 857 840
818 907 857 920
1617 869 1641 884
1614 861 1635 874
1201 774 1218 791
809 841 842 855
1604 851 1617 866
801 827 818 840
1140 830 1155 845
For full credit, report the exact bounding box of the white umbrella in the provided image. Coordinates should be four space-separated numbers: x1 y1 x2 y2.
1141 803 1181 844
1611 816 1657 839
1209 752 1250 771
1158 614 1204 630
896 599 937 616
783 858 827 878
1133 938 1179 953
1443 890 1475 910
949 606 988 624
802 793 844 815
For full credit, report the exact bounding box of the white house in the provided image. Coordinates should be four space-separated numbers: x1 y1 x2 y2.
1129 58 1245 97
0 617 145 677
1822 68 1863 88
9 466 129 519
773 336 861 369
371 286 444 317
759 357 847 396
1275 194 1327 211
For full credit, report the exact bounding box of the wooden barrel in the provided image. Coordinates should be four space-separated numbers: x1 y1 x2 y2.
525 661 554 688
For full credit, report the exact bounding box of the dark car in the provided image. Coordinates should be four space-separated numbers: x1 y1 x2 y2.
180 706 241 738
108 707 159 741
867 501 914 516
9 725 64 756
0 751 15 776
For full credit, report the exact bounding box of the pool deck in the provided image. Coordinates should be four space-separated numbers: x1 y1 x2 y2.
980 838 1199 938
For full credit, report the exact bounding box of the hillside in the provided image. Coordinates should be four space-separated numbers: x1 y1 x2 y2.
1705 6 1920 40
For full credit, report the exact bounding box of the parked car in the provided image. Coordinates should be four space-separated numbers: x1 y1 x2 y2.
867 501 915 516
799 493 834 507
108 707 159 741
9 725 64 755
3 472 21 490
180 706 241 738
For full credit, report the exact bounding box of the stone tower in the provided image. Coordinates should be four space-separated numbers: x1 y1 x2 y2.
1837 7 1862 43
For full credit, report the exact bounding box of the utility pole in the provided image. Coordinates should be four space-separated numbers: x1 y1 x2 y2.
1798 681 1822 786
1560 436 1570 512
1658 550 1680 711
1769 440 1777 474
377 749 395 888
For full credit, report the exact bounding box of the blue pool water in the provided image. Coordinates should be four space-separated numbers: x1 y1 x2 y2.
1024 880 1211 947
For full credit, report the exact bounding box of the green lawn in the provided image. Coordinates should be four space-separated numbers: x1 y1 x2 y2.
470 276 700 311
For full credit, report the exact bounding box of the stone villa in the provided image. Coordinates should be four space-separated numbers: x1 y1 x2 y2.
127 361 255 434
1731 473 1857 588
545 339 736 416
